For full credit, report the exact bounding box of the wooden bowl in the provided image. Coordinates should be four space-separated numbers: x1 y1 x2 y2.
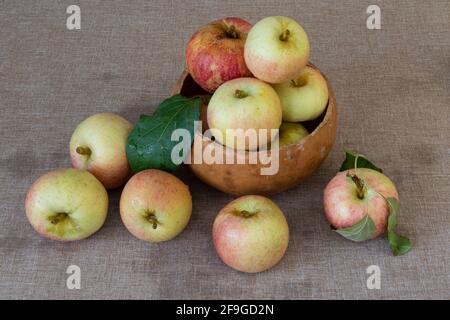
172 64 337 195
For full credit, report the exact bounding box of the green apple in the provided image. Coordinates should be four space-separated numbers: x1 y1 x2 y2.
273 65 329 122
70 112 133 189
207 77 282 150
278 122 308 146
25 168 108 241
244 16 310 83
120 169 192 242
213 195 289 273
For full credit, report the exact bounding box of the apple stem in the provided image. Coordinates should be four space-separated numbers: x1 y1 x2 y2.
76 146 91 156
145 213 159 229
279 29 290 41
234 209 258 218
234 89 248 99
225 25 239 39
241 210 252 218
349 173 365 199
49 212 68 225
290 77 308 87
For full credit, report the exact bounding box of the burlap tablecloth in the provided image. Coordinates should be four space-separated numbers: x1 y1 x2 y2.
1 0 449 299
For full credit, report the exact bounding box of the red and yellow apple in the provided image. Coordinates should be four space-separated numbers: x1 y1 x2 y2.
323 168 399 239
212 195 289 273
207 77 282 150
120 169 192 242
70 112 132 189
25 168 108 241
244 16 310 84
186 17 252 93
273 66 329 122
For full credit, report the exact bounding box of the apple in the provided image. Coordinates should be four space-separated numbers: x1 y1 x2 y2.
120 169 192 242
244 16 310 84
186 17 252 93
70 112 133 189
212 195 289 273
207 77 282 150
323 168 399 239
25 168 108 241
278 122 308 147
273 65 329 122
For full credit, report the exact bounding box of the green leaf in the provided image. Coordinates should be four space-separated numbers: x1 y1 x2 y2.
126 95 201 173
386 197 412 256
339 150 383 173
335 214 376 242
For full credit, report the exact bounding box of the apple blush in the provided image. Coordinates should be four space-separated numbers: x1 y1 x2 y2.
70 112 133 189
120 169 192 242
212 195 289 273
186 17 252 93
323 168 399 239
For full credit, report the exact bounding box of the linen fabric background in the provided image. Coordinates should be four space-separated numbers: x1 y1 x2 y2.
0 0 449 299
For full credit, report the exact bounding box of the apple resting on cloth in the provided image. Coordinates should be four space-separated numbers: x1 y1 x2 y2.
70 112 133 189
186 17 252 93
25 168 108 241
273 65 329 122
323 168 398 239
244 16 309 84
212 195 289 273
278 122 308 146
207 77 282 150
120 169 192 242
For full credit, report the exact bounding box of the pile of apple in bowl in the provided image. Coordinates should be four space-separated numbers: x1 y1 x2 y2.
25 16 411 275
178 16 336 195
